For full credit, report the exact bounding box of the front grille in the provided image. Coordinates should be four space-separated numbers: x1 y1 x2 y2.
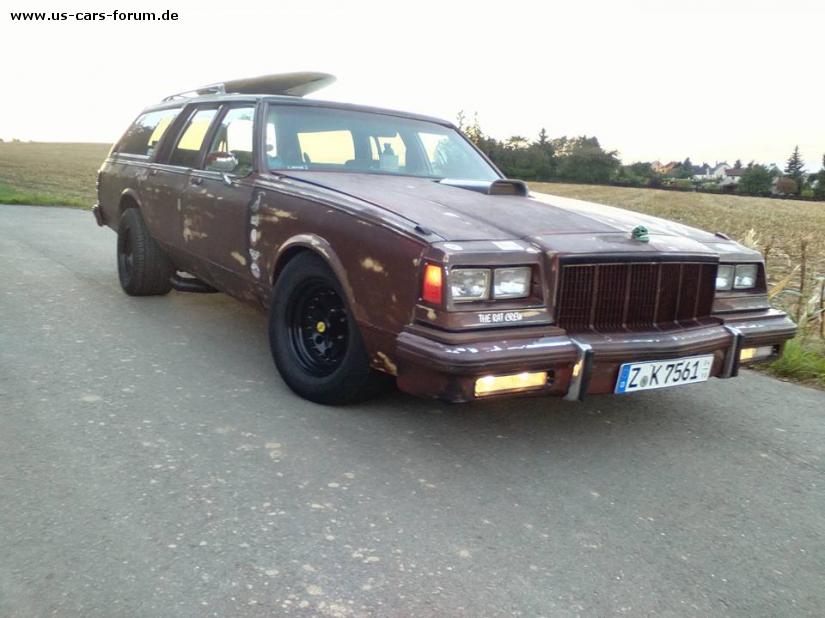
555 261 717 332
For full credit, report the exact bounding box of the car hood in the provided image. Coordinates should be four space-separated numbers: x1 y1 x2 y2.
283 172 751 257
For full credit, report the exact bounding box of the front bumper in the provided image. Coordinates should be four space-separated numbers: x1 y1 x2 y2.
394 309 797 402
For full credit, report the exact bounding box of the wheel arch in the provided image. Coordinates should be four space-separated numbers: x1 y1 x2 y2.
270 234 365 323
118 188 143 217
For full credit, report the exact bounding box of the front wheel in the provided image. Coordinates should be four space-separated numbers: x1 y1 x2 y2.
269 253 382 405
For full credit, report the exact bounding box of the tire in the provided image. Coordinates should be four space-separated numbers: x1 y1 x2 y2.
117 208 175 296
269 252 383 405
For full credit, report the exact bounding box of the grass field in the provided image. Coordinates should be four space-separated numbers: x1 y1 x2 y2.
1 142 823 385
0 142 110 208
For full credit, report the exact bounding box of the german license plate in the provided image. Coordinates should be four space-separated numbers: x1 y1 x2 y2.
615 354 714 394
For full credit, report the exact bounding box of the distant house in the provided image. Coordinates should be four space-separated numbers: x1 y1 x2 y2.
719 167 745 187
691 163 713 181
710 163 730 180
692 162 731 182
652 161 680 176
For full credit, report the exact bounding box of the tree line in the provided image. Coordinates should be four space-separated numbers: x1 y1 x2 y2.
458 112 825 200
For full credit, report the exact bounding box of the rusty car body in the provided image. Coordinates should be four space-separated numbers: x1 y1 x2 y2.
93 73 797 404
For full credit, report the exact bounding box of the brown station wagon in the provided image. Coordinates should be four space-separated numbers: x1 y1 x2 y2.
93 72 797 404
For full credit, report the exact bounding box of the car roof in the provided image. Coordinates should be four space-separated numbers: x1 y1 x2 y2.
139 94 455 128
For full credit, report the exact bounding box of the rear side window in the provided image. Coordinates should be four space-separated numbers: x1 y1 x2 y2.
168 108 218 168
117 108 181 157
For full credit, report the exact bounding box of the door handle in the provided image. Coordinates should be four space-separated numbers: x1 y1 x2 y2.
190 177 203 186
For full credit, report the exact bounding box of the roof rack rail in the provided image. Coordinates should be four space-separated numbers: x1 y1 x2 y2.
161 72 335 102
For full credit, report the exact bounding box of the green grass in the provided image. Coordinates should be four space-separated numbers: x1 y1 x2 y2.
0 182 90 208
0 141 111 209
768 338 825 388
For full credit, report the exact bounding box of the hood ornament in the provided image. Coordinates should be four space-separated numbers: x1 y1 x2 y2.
631 225 650 243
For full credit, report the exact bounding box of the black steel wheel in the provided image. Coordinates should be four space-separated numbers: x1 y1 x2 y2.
269 252 384 405
287 281 349 376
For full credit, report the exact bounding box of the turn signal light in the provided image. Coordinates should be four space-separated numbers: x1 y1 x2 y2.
474 371 548 397
422 263 443 304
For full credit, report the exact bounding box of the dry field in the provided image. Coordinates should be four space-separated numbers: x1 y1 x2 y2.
0 141 110 207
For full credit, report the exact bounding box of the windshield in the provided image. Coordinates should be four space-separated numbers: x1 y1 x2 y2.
265 104 499 181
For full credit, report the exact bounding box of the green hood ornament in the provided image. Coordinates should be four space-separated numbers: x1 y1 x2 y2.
631 225 650 243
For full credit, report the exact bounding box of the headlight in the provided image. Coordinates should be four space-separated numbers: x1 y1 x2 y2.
716 264 734 291
733 264 758 289
449 268 490 301
493 267 531 299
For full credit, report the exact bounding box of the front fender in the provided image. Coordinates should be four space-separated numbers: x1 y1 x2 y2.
269 234 365 324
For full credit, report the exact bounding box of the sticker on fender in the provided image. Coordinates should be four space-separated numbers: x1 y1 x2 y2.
477 311 523 324
615 354 714 394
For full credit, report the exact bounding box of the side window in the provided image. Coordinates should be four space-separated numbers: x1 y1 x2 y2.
369 133 407 172
297 130 354 165
168 108 218 168
205 106 255 176
418 130 474 177
117 108 181 156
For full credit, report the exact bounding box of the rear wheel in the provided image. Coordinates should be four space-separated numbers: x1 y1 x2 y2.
117 208 174 296
269 253 382 404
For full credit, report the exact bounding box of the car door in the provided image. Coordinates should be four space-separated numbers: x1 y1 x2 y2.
181 103 258 281
161 105 222 263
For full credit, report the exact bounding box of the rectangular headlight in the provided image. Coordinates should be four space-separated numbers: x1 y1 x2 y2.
449 268 490 301
734 264 758 289
716 264 734 291
493 267 531 299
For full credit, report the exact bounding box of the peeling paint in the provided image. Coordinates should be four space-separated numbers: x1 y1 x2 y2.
182 216 208 241
375 351 398 375
360 257 385 274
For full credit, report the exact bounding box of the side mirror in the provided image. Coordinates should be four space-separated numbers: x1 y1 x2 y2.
205 151 238 173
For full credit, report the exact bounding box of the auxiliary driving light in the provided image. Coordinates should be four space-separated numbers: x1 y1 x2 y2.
474 371 548 397
739 346 776 363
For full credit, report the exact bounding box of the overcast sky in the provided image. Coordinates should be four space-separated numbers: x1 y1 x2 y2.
1 0 823 168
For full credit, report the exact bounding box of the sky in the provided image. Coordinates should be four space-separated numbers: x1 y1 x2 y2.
1 0 823 169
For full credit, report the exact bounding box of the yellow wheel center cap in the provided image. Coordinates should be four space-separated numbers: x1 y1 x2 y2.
316 321 326 333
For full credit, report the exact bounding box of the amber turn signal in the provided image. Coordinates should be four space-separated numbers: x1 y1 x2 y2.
422 263 443 304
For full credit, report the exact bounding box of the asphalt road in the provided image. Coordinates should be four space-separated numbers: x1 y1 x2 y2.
1 205 824 617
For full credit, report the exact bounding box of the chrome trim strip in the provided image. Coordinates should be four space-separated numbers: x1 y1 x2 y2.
721 325 743 378
564 339 594 402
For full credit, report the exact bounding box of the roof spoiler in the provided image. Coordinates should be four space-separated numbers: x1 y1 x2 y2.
438 178 529 197
162 72 336 102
